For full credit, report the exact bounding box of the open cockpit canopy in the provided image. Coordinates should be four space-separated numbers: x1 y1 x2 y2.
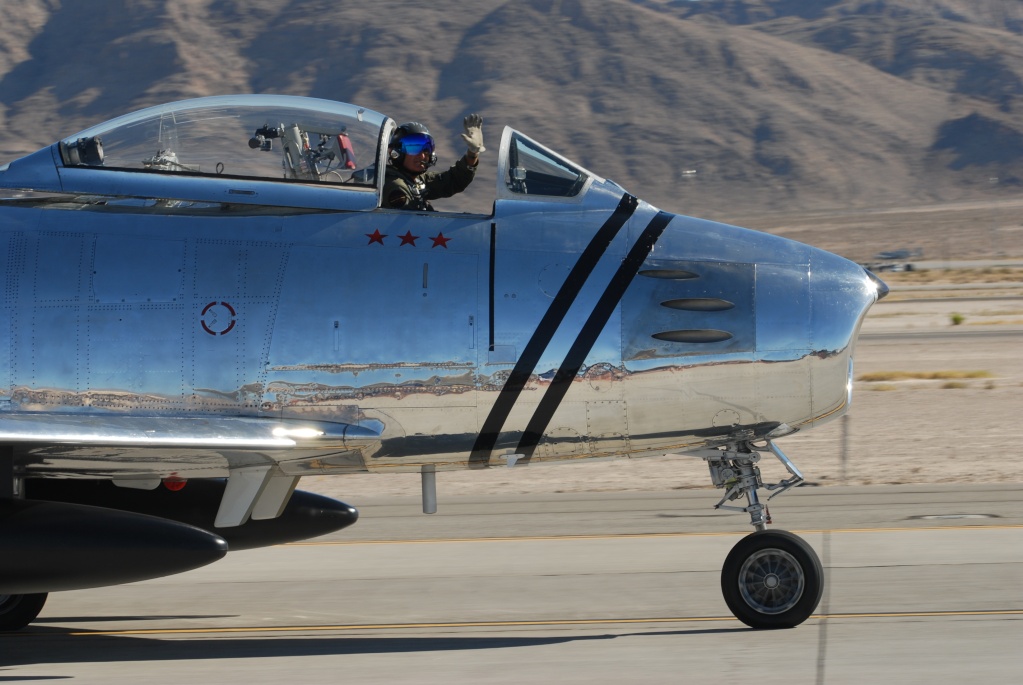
0 95 603 211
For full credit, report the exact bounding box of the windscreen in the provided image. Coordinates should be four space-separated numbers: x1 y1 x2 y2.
506 133 588 197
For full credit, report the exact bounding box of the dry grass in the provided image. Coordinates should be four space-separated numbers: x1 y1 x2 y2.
975 308 1023 316
857 370 994 382
968 318 1023 326
881 267 1023 285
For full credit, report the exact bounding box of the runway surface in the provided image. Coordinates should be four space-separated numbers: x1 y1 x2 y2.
3 484 1021 684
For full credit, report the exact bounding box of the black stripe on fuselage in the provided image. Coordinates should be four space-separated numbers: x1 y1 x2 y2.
488 222 497 351
469 194 639 466
515 210 674 460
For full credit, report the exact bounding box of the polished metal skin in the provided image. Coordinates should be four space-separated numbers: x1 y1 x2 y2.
0 95 883 481
0 95 885 628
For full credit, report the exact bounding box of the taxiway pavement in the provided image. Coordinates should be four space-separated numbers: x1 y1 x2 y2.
4 485 1021 684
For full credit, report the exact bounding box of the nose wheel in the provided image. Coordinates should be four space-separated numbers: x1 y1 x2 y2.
721 530 823 629
687 440 824 628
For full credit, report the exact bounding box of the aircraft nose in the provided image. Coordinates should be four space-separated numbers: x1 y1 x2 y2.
618 214 886 442
865 268 890 301
807 249 883 352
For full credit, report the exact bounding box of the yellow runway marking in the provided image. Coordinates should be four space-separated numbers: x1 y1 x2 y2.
289 524 1023 546
53 609 1023 637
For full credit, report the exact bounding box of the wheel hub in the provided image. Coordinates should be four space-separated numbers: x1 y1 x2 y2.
738 548 805 615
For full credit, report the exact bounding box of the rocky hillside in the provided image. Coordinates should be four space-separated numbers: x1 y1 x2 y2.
2 0 1022 218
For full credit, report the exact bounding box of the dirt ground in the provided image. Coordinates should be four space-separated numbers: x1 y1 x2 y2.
304 204 1023 500
729 197 1023 265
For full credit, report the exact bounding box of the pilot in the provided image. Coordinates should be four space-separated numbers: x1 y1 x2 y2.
383 114 485 211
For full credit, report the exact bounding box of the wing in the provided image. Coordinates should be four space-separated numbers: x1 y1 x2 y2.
4 413 374 525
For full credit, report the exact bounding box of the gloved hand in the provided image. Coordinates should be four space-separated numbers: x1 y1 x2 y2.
461 113 486 154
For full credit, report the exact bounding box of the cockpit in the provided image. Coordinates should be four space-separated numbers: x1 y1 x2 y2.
1 95 600 213
59 95 386 191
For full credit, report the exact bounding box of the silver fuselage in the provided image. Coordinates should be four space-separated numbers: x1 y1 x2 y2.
0 97 882 482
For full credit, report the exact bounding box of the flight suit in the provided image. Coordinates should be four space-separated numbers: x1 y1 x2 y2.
383 157 476 211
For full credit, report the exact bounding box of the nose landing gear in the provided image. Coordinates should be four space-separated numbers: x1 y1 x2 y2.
689 440 824 629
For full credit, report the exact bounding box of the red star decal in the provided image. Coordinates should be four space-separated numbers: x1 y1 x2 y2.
430 232 451 249
366 229 387 245
399 231 419 246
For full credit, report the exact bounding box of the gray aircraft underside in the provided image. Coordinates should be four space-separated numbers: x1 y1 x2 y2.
0 95 886 630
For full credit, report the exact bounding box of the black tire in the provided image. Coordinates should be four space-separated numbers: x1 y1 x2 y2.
0 593 48 631
721 530 823 629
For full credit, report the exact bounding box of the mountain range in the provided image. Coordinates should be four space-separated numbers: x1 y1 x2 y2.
2 0 1022 219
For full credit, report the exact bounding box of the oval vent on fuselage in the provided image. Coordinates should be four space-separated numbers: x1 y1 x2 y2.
652 330 734 344
638 269 699 280
660 298 735 312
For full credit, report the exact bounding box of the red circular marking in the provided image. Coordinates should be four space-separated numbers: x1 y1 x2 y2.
201 301 237 336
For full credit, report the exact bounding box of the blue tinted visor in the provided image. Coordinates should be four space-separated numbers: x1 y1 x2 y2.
399 133 435 156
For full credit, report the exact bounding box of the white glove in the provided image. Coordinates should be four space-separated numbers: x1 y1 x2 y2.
461 113 486 154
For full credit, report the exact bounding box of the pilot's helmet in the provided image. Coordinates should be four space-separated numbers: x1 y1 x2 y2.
389 122 437 168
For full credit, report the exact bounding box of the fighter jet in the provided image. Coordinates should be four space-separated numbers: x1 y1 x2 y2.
874 248 922 260
0 95 887 631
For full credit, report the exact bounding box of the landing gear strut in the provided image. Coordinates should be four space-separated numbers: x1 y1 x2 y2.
690 440 824 629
